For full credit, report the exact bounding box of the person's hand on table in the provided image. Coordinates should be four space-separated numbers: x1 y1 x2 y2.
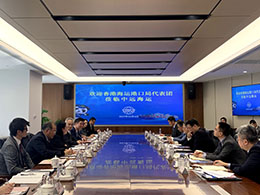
64 148 75 156
167 136 174 144
81 135 87 141
194 150 204 158
0 183 14 194
89 134 95 138
81 140 91 144
187 131 193 139
77 140 83 144
214 160 228 167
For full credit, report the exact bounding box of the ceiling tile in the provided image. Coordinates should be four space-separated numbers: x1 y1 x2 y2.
39 39 78 53
163 38 225 76
43 0 219 15
90 62 168 69
74 40 185 52
59 20 202 38
213 0 260 16
0 0 49 18
94 69 163 75
14 18 67 40
54 53 96 76
194 16 249 38
83 54 175 62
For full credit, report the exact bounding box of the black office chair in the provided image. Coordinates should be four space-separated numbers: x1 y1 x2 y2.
21 133 34 148
207 130 219 149
0 138 7 149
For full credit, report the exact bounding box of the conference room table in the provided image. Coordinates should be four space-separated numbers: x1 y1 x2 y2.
69 134 260 195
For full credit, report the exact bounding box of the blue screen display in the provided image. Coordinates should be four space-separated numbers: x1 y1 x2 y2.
232 84 260 116
75 84 183 125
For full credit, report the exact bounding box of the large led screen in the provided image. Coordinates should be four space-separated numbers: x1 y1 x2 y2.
232 84 260 116
75 84 183 125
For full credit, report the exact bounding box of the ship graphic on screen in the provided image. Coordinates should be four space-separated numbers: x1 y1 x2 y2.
75 104 90 118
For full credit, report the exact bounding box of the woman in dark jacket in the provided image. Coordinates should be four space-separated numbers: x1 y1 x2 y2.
51 121 70 150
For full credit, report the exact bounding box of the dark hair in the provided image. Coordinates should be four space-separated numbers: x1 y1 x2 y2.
185 119 199 127
9 118 30 136
167 116 176 122
42 122 53 131
220 117 227 123
249 119 257 125
89 117 96 121
237 125 258 143
56 121 66 137
74 117 84 124
218 122 231 136
176 120 184 127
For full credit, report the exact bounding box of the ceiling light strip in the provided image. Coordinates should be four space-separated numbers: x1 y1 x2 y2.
0 17 77 81
70 37 190 41
181 16 260 81
53 15 209 21
80 51 179 55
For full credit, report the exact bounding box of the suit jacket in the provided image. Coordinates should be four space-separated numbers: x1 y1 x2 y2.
173 133 187 144
230 142 260 183
63 132 78 147
183 128 216 153
26 131 64 165
0 136 34 175
172 124 181 137
81 123 97 136
206 135 246 164
70 127 83 140
50 134 68 151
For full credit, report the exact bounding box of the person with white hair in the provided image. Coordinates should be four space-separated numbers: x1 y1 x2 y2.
214 125 260 183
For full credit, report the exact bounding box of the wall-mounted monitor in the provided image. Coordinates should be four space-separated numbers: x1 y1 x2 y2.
75 84 184 125
232 83 260 116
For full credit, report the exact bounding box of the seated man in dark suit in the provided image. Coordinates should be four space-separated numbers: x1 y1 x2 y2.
215 125 260 183
0 118 34 176
249 119 260 137
168 116 181 137
173 120 187 144
26 122 72 165
70 118 86 141
81 117 100 136
64 117 79 146
183 119 216 152
220 116 227 123
194 122 246 164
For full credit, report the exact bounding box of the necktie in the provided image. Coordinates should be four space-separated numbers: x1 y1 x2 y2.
215 142 222 154
19 144 25 168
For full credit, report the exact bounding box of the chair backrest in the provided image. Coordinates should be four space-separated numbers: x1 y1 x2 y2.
0 138 7 149
207 130 219 149
21 133 34 148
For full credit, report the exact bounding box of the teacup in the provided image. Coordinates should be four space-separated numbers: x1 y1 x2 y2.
41 184 54 195
65 166 74 176
51 156 59 168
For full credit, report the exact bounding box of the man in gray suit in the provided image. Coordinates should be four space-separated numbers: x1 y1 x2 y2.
0 118 34 176
194 122 246 165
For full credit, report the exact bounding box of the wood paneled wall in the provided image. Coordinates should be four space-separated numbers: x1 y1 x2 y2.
42 84 74 123
42 83 203 132
184 83 204 127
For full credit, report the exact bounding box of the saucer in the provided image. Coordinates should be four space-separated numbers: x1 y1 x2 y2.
54 175 74 181
76 162 86 168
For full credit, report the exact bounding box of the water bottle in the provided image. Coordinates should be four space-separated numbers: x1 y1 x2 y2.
178 172 184 184
159 128 162 135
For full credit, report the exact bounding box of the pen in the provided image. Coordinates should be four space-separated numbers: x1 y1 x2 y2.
203 172 216 178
